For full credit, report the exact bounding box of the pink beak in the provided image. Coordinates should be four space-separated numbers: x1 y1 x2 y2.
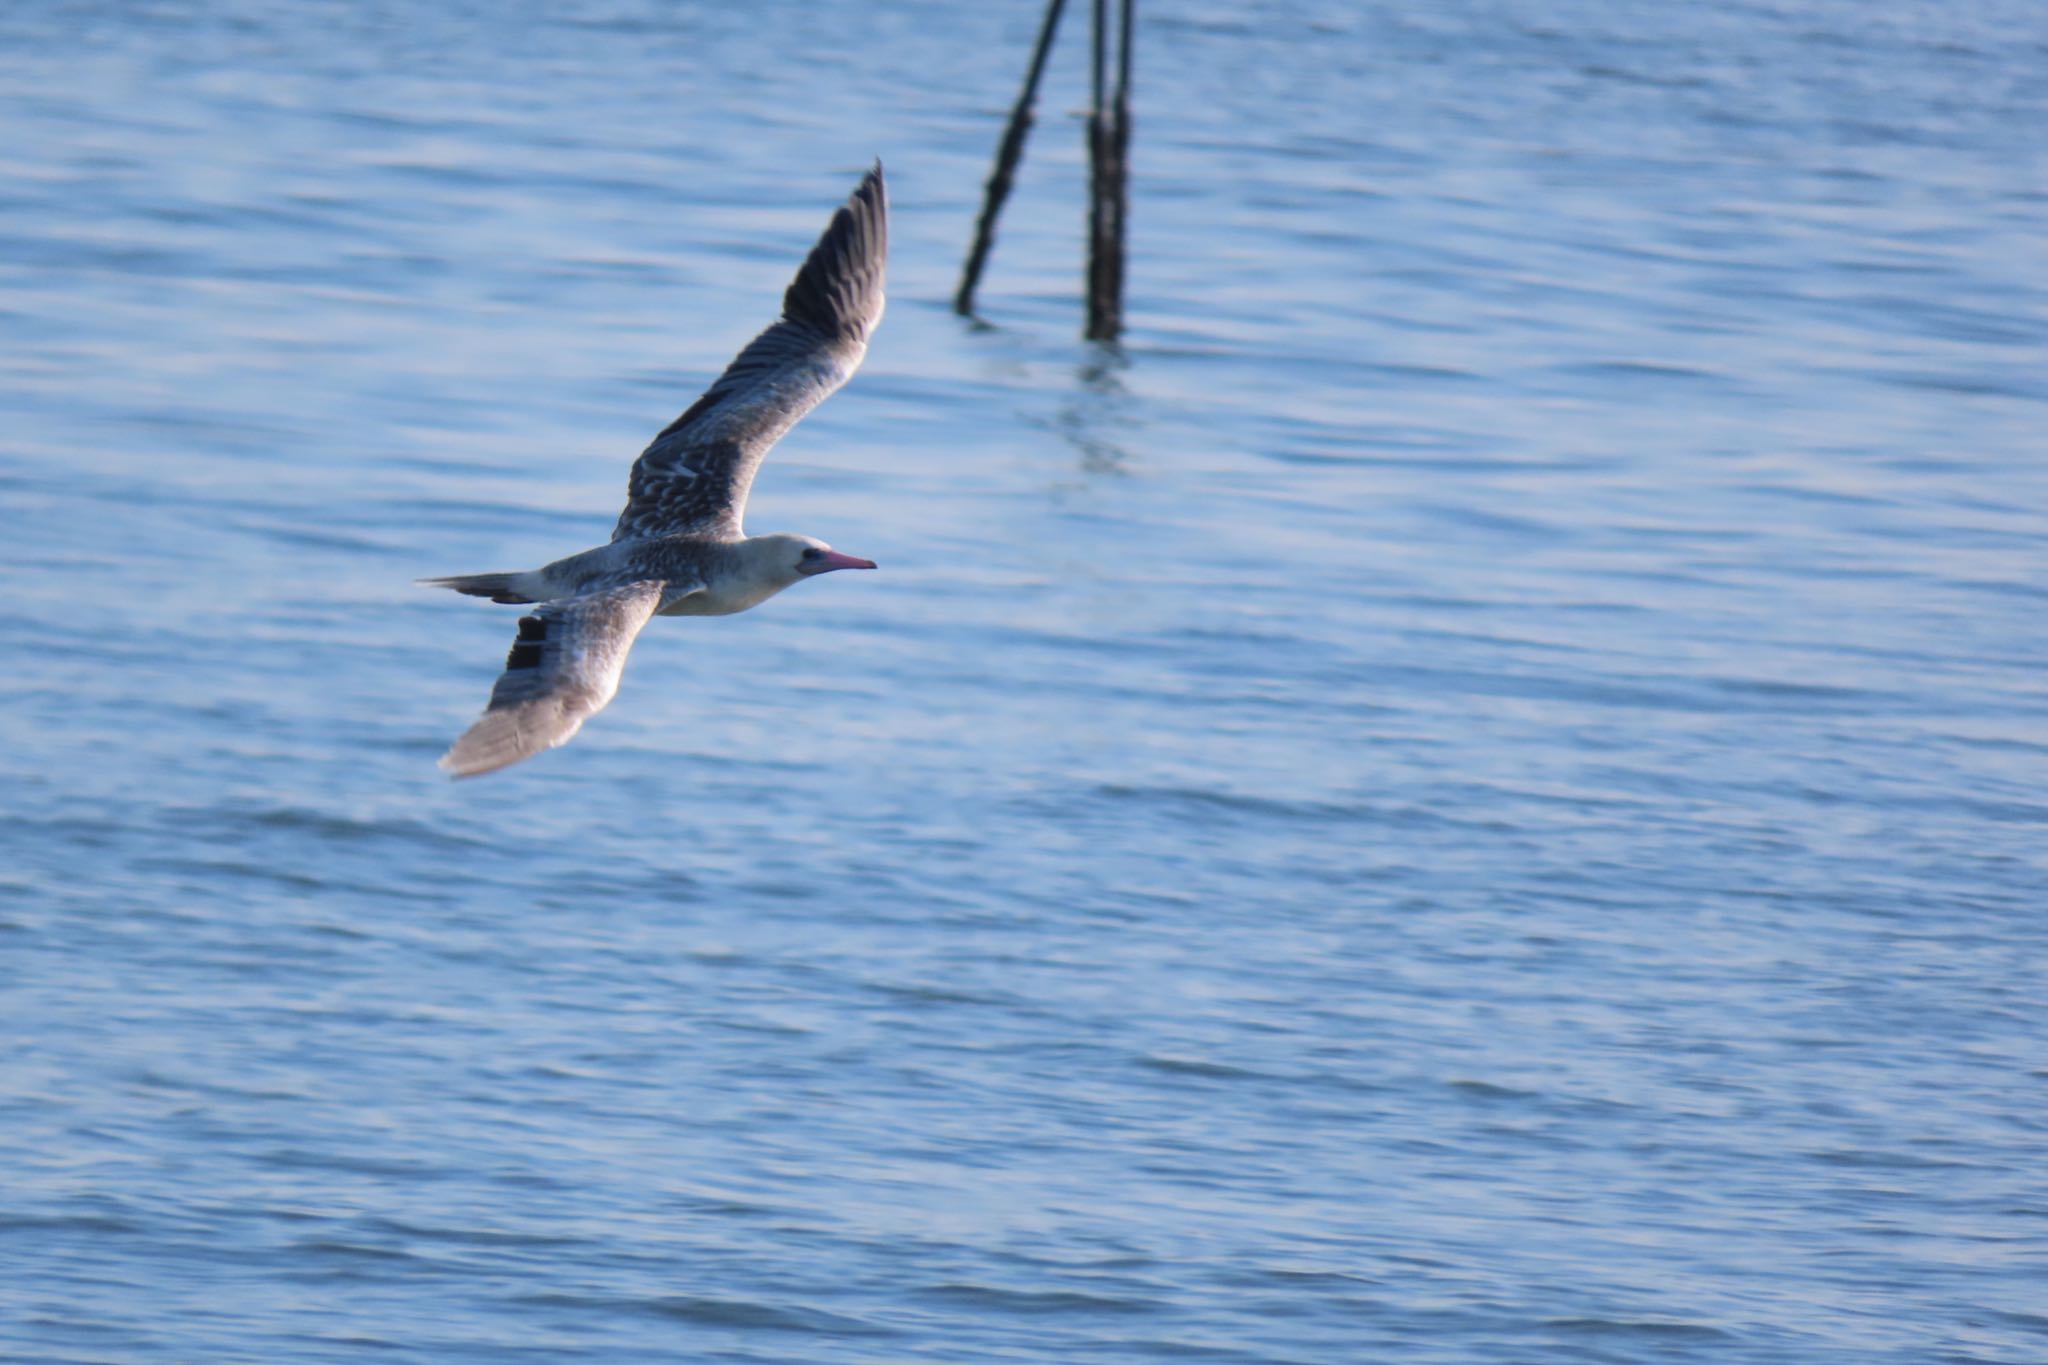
803 550 877 575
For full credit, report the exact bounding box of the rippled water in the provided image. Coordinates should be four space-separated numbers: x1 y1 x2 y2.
4 1 2047 1361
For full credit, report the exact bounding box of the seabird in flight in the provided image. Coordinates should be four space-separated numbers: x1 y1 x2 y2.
422 164 887 777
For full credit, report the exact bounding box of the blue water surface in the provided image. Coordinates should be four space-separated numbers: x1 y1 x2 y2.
3 1 2046 1361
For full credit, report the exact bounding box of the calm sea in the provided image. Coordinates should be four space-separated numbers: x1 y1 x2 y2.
3 1 2045 1361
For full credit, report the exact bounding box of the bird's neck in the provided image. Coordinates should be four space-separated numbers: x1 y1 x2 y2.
699 536 802 614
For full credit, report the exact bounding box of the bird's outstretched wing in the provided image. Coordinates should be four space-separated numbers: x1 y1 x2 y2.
612 163 888 542
439 579 675 778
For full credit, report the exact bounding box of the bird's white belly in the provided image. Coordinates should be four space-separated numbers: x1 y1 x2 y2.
659 580 789 617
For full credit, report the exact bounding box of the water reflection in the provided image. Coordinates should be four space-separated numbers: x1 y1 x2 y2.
1056 342 1134 474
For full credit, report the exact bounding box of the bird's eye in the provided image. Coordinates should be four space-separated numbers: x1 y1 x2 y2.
801 547 822 560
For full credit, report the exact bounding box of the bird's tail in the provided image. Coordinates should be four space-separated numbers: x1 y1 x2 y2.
416 571 538 605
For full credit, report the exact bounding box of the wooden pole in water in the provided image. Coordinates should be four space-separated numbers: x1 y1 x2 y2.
1085 0 1112 338
957 0 1134 337
1112 0 1134 316
955 0 1071 318
1085 0 1133 341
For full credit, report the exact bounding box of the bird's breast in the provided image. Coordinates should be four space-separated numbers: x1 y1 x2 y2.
659 578 790 617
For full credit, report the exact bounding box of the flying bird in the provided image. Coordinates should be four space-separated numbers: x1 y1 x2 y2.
421 164 887 777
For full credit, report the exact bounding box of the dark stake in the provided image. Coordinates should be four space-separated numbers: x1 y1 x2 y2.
956 0 1135 338
1084 0 1134 340
955 0 1072 318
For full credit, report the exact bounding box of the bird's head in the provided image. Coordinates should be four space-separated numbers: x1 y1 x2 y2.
763 533 877 581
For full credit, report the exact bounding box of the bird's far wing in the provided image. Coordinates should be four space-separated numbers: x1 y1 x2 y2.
438 579 674 778
612 163 887 542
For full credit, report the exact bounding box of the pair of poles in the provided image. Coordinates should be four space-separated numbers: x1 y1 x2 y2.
954 0 1135 341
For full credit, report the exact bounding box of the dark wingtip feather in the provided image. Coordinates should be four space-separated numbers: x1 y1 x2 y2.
780 164 888 342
